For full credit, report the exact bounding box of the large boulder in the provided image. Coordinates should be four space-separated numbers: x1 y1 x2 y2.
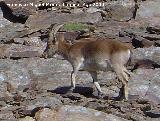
105 0 135 22
0 23 28 43
132 47 160 65
136 0 160 26
129 68 160 104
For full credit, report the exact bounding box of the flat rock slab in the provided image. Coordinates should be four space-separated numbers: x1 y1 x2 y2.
35 105 128 121
0 58 118 93
0 44 46 58
1 57 160 104
132 47 160 65
0 23 28 43
25 12 102 33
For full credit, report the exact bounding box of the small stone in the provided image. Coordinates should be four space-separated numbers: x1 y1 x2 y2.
0 110 16 120
19 116 35 121
35 108 56 121
13 38 25 44
24 37 44 47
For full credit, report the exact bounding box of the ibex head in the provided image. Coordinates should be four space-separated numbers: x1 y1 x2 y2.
43 24 65 58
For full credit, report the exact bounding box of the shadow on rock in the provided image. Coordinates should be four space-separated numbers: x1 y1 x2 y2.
48 85 94 97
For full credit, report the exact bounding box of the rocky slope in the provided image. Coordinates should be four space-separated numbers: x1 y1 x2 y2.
0 0 160 121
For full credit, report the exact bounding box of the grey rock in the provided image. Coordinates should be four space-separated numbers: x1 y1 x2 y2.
0 44 10 58
19 116 35 121
0 59 31 90
142 33 160 41
32 96 62 108
129 68 160 104
147 25 160 34
132 47 160 65
0 58 71 93
24 37 45 47
105 0 135 22
130 113 146 121
12 8 30 19
35 108 55 121
35 106 129 121
86 7 102 13
25 12 102 32
94 20 143 37
145 109 160 118
156 40 160 46
121 26 160 41
14 37 44 46
13 38 25 44
18 96 62 117
0 58 120 98
136 0 160 25
0 23 28 43
0 110 16 121
0 43 47 58
70 8 83 14
0 7 11 27
120 28 160 48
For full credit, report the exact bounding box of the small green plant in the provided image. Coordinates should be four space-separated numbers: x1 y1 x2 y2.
133 69 137 74
64 23 88 31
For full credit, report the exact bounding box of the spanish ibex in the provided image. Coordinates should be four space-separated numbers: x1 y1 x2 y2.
44 24 131 100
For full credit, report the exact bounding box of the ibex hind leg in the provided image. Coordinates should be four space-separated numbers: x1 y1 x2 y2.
89 71 105 99
113 65 129 100
123 67 131 80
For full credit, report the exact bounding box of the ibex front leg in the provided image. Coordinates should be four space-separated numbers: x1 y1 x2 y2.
70 60 82 92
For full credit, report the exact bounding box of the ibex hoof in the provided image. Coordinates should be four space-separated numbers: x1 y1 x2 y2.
119 96 128 102
66 86 75 93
